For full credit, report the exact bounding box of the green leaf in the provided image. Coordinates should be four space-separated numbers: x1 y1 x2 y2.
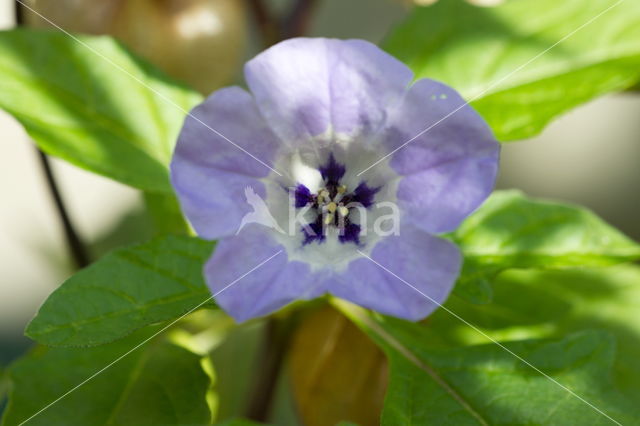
143 192 190 235
453 190 640 303
335 301 638 425
1 330 211 426
434 265 640 400
0 29 202 193
26 235 215 347
384 0 640 140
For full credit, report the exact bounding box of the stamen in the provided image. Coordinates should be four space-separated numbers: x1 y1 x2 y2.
294 155 379 246
318 189 330 204
324 212 335 225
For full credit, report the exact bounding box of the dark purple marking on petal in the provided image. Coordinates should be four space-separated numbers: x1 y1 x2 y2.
351 182 380 208
319 153 346 185
294 184 314 208
339 222 361 245
302 217 325 245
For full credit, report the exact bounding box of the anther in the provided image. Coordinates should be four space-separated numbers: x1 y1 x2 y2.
318 189 330 204
324 212 335 225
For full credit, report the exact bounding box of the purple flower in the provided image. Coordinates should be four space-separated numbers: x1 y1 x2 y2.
171 38 499 322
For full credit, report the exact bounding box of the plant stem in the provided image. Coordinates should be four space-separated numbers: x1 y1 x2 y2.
14 0 23 24
246 315 297 422
246 0 281 46
247 0 319 46
15 1 90 269
283 0 318 38
35 149 90 269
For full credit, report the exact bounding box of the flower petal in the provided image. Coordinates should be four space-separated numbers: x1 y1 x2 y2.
328 225 461 321
383 79 500 234
171 86 282 239
206 225 326 322
244 38 413 144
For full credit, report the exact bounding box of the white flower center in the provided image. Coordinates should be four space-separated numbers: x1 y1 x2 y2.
261 140 400 272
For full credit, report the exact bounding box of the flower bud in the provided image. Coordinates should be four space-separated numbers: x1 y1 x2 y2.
22 0 121 34
112 0 248 94
22 0 248 95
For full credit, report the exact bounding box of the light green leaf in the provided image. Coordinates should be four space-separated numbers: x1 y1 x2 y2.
1 331 211 426
26 236 215 347
385 0 640 140
0 29 202 193
453 190 640 302
434 265 640 400
335 301 638 425
143 192 190 235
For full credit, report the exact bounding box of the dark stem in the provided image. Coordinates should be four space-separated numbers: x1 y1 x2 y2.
283 0 318 39
14 0 24 23
35 149 90 269
246 0 281 46
247 0 319 46
246 315 296 422
15 2 90 269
